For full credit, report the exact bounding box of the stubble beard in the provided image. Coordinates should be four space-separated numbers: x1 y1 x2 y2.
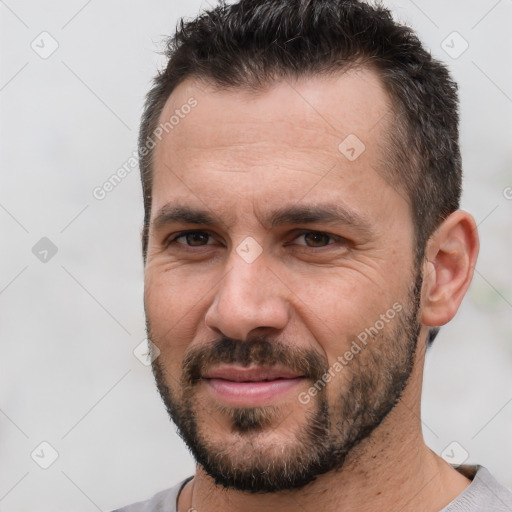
149 268 423 493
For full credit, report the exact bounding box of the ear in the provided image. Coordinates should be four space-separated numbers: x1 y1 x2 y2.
421 210 480 327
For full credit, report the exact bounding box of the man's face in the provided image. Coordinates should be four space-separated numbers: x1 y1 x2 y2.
144 69 423 492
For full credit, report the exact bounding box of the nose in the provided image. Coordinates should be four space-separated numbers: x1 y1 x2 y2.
204 250 290 341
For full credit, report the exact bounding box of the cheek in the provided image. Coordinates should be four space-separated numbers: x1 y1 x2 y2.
144 268 211 356
288 269 402 363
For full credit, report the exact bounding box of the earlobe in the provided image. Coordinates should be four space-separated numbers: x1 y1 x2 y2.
421 210 480 327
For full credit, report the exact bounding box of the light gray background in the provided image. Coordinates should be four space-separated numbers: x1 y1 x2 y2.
1 1 511 510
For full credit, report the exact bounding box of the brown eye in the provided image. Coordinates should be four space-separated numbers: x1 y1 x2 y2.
185 232 210 246
294 231 338 248
169 231 214 247
302 232 332 247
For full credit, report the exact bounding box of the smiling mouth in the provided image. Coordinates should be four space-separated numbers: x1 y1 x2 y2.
201 365 306 406
202 365 304 382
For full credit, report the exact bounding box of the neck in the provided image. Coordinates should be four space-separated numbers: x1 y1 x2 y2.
178 341 471 511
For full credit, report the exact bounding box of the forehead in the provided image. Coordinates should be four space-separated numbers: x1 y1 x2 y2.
151 68 407 230
155 67 392 160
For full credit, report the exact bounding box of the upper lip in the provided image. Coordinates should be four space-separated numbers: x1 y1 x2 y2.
202 365 304 382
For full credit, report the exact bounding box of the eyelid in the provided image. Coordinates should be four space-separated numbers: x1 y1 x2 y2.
165 230 218 247
290 229 345 246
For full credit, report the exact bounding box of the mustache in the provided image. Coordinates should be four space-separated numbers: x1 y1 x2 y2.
182 336 329 386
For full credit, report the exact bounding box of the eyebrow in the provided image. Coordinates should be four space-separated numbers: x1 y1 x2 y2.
151 202 373 235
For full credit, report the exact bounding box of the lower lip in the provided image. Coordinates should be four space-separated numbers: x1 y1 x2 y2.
204 378 305 406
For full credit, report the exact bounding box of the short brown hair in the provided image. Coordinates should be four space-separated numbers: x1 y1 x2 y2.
139 0 461 277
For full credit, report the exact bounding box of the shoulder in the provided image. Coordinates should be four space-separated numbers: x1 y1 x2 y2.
442 465 512 511
110 476 193 512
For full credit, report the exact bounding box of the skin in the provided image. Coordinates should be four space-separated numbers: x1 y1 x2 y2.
144 68 479 511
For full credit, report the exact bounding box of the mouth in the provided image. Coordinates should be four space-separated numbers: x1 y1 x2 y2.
201 365 306 406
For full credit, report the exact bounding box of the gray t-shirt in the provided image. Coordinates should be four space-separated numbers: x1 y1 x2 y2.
112 465 512 511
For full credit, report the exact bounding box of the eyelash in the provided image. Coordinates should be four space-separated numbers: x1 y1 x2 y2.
165 230 346 250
